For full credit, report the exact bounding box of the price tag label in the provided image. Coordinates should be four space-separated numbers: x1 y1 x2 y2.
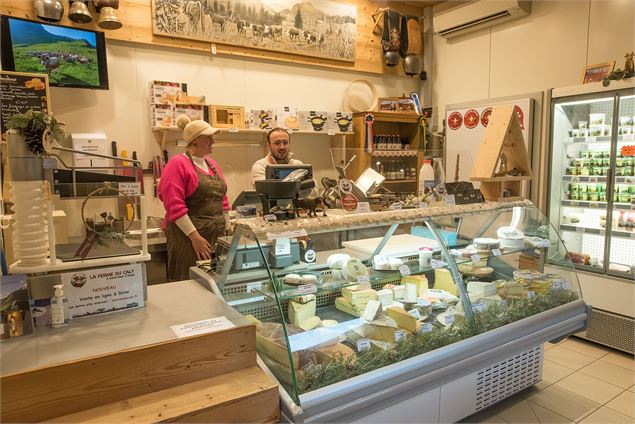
623 134 635 141
471 254 481 263
399 264 411 276
389 202 402 210
297 284 317 294
327 129 336 136
118 182 141 196
264 214 277 222
473 303 486 313
430 259 446 269
501 300 508 308
527 290 535 298
394 330 406 342
539 239 551 248
246 282 262 293
492 249 502 257
444 195 456 206
356 202 372 213
275 238 291 256
421 322 433 333
417 298 431 307
418 201 428 208
357 275 370 289
444 314 455 325
408 309 421 319
356 338 371 352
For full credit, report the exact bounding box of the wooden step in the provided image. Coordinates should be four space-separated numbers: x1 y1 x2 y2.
46 366 279 423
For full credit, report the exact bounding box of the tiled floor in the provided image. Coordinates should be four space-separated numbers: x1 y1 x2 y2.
461 337 635 423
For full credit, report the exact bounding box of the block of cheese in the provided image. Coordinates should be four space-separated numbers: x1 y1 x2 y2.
386 305 419 332
335 296 364 317
300 316 322 331
371 339 397 351
288 296 316 326
467 281 497 297
401 275 429 296
497 281 525 296
364 316 399 342
361 300 382 322
433 268 459 296
376 289 394 308
315 342 355 364
392 285 405 300
403 282 418 303
341 285 378 307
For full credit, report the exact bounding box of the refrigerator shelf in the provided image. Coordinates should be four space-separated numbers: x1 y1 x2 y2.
565 135 635 144
562 175 635 183
560 224 635 239
561 200 634 210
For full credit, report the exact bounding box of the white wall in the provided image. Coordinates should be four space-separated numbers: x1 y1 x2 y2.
50 40 419 236
432 0 635 128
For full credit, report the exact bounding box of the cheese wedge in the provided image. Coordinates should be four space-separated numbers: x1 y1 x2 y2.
300 316 322 331
361 300 382 322
376 289 394 308
433 268 459 296
403 282 418 303
386 305 419 332
392 285 405 300
341 285 378 306
335 297 364 317
315 343 355 364
401 275 429 296
364 316 399 342
467 281 496 297
288 297 316 326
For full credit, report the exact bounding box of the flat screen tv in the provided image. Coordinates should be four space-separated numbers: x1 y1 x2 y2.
1 15 109 90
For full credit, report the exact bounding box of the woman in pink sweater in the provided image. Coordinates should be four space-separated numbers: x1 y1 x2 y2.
158 118 229 281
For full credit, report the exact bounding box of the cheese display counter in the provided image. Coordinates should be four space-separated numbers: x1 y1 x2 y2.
190 201 590 423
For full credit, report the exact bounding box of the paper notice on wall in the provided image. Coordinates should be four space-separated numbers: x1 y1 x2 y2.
171 316 236 338
61 263 144 319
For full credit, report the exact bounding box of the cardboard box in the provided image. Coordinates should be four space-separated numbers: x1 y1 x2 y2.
210 105 245 128
149 80 187 104
299 110 328 132
175 103 208 123
150 103 175 129
250 108 276 130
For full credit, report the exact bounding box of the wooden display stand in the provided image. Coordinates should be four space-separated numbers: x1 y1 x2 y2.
470 106 532 201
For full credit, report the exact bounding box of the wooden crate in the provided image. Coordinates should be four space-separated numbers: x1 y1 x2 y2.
209 105 245 128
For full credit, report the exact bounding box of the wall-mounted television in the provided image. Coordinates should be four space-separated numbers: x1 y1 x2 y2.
0 15 109 90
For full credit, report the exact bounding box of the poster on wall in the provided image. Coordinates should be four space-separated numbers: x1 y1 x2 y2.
60 263 144 319
151 0 357 62
445 98 534 187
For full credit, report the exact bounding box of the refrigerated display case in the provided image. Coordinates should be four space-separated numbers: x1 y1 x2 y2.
547 81 634 354
191 201 589 423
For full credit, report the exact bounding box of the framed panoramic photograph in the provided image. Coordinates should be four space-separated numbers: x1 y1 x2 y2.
581 61 615 84
152 0 357 62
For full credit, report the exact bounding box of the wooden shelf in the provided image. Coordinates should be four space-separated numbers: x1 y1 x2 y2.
353 111 421 123
471 175 533 182
383 179 417 183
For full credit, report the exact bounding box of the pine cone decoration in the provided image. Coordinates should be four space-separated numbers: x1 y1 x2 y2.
23 124 45 155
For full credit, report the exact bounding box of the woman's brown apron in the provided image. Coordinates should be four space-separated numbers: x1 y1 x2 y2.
166 153 227 281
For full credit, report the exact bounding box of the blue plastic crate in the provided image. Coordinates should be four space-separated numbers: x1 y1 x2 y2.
411 226 458 247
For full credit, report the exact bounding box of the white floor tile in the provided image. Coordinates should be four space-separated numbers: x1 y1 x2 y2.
496 400 539 423
560 338 610 359
555 372 623 404
542 359 577 385
528 402 572 423
579 406 634 424
579 359 635 389
545 346 597 370
605 391 635 418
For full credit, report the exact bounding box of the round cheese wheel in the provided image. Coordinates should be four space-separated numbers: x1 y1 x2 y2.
341 259 368 282
327 253 351 269
301 274 318 284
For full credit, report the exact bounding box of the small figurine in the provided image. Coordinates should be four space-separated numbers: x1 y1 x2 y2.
294 196 327 218
624 52 634 77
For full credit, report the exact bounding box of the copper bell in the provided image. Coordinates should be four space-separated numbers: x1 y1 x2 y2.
68 0 92 23
33 0 64 22
98 6 122 30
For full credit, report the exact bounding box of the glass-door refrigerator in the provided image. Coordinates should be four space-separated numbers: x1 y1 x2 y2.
548 83 635 280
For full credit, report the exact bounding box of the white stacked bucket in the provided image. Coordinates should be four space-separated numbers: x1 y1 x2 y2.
6 130 50 267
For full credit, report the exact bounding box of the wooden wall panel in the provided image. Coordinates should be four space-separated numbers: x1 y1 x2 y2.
0 0 423 76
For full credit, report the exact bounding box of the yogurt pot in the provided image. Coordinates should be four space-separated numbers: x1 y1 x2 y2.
579 121 588 130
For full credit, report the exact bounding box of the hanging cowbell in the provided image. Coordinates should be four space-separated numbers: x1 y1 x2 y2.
98 6 122 30
68 0 92 23
33 0 64 22
381 10 402 67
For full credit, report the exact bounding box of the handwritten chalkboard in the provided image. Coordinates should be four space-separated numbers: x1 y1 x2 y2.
0 71 51 139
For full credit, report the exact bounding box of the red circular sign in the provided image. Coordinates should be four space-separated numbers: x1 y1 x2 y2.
464 109 479 129
514 105 525 129
341 194 358 212
481 108 492 127
448 111 462 130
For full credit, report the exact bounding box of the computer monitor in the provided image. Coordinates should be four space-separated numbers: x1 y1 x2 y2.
265 164 313 180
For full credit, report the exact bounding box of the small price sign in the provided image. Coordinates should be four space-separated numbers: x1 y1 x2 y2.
471 254 481 263
444 314 455 325
527 290 535 298
327 129 336 136
492 249 502 257
264 214 277 222
399 264 411 276
394 330 406 342
357 275 370 289
430 259 446 269
421 323 433 333
356 202 372 213
472 303 486 313
297 284 317 294
444 195 456 206
356 338 371 352
623 134 634 141
389 202 402 210
408 309 421 319
275 238 291 256
417 298 431 307
118 182 141 196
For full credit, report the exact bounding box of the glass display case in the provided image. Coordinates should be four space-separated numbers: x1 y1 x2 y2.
191 201 589 423
548 84 635 279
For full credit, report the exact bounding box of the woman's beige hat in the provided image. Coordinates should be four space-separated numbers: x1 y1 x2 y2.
176 115 220 144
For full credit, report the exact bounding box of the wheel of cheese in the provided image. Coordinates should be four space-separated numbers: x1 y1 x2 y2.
283 273 302 285
327 253 351 269
341 259 369 282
